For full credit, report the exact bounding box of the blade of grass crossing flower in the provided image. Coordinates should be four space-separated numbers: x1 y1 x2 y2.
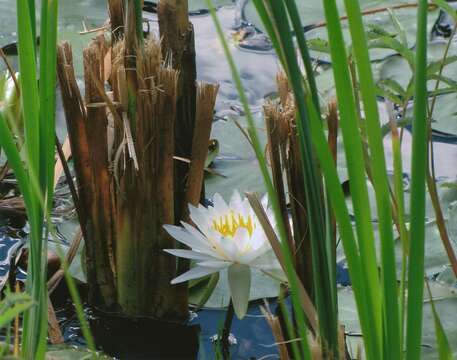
406 1 428 359
321 1 382 358
205 1 312 358
258 1 339 354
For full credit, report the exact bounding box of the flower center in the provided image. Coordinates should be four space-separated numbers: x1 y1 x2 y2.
212 211 255 238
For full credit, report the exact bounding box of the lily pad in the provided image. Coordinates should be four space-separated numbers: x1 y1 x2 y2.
196 266 281 308
379 41 457 91
206 115 267 199
244 0 439 62
339 282 457 359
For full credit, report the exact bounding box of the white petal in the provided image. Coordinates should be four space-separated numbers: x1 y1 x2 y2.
237 243 271 264
249 227 268 250
196 260 231 269
213 193 229 216
233 227 250 253
164 249 216 261
189 204 211 232
171 266 218 284
181 222 214 248
163 225 211 252
229 190 243 211
217 236 237 260
228 264 251 319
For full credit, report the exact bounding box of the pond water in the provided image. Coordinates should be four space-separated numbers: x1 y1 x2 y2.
1 0 457 359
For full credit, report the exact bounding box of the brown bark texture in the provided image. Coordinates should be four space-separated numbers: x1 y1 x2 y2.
56 1 218 320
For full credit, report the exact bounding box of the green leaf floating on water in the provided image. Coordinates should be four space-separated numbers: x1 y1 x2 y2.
379 41 457 91
339 282 457 359
206 115 267 199
244 0 440 62
192 267 280 308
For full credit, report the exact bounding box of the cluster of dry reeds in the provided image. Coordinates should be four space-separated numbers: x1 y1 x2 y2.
264 73 339 297
57 1 218 320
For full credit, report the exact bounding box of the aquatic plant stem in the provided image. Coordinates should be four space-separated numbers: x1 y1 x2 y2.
221 299 235 360
406 0 428 358
425 23 457 277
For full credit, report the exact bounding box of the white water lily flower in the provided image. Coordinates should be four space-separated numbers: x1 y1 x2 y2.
164 191 281 319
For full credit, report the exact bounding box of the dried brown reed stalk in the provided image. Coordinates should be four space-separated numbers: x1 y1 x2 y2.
158 0 197 224
185 82 219 211
57 8 217 319
260 300 289 360
264 72 313 295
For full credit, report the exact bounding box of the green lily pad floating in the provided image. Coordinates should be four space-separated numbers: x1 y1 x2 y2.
399 92 457 138
190 266 281 308
338 282 457 359
379 41 457 91
435 266 457 289
48 218 86 283
243 0 439 62
426 93 457 137
244 0 405 34
205 115 267 199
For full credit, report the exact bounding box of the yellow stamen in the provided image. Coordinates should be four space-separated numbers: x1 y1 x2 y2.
212 211 255 238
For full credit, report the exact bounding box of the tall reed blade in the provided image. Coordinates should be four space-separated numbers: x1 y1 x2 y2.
340 0 400 356
406 0 428 358
254 1 339 354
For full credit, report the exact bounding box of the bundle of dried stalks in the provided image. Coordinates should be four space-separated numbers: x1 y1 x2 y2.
57 12 217 319
264 72 314 295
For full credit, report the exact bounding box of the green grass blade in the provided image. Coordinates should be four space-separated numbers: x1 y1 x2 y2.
39 0 59 212
250 1 285 67
257 1 339 353
341 0 401 356
406 1 429 359
283 0 320 112
17 0 40 185
321 1 382 357
389 116 408 350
